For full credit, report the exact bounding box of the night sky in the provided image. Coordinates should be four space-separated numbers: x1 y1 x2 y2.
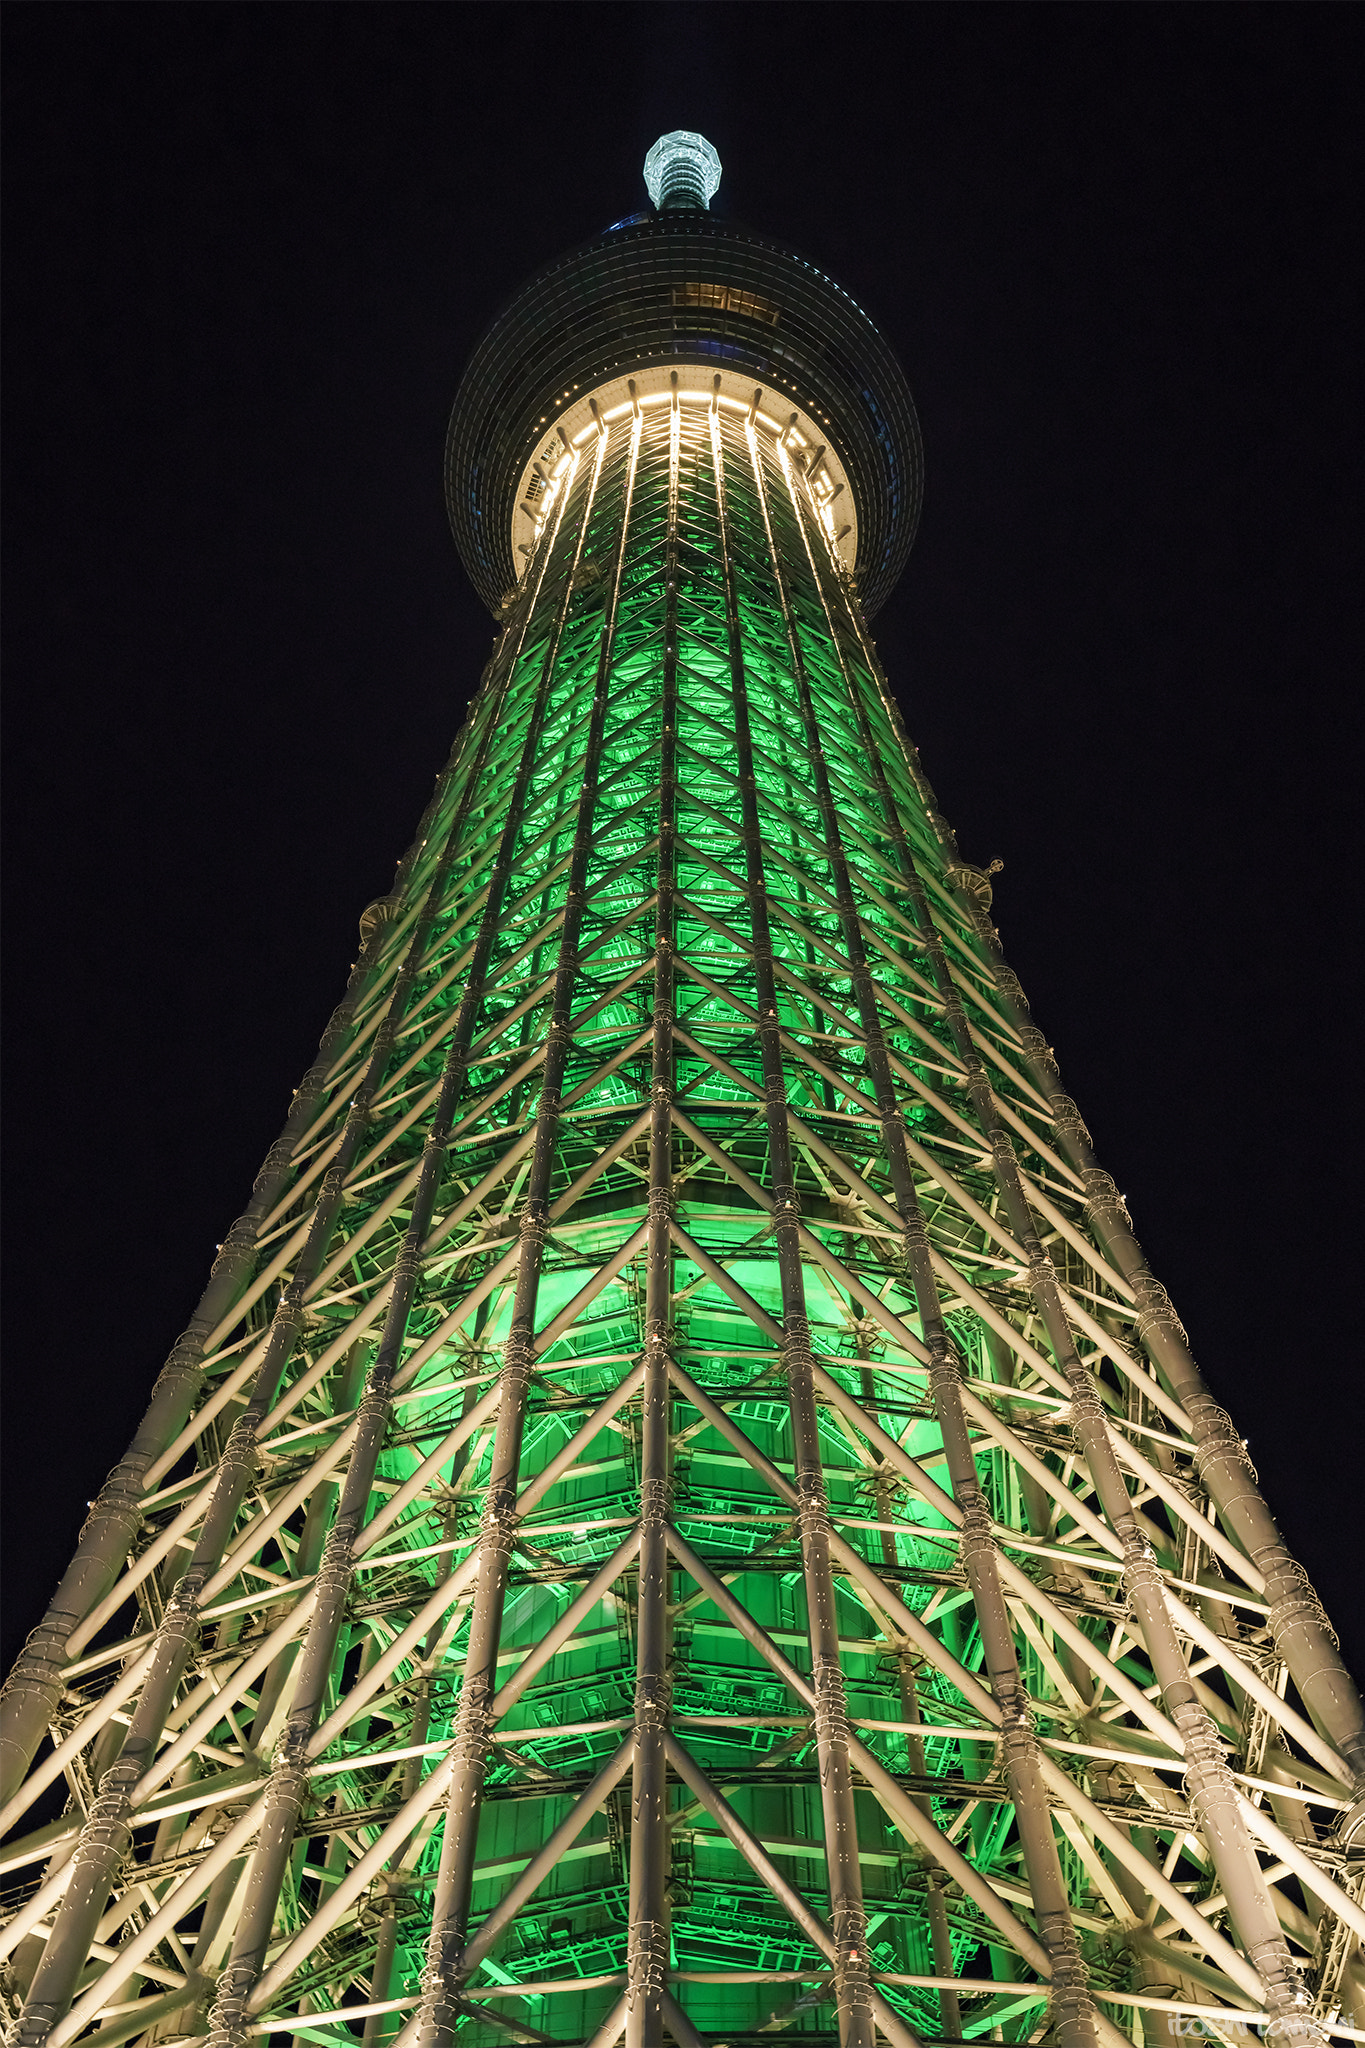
4 4 1361 1681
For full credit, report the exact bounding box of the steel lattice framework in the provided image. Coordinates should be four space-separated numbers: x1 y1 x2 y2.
4 141 1364 2048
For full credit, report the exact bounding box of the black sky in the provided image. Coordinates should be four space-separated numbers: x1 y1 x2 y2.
3 3 1362 1680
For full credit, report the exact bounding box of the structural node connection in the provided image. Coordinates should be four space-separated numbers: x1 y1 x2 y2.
3 133 1363 2048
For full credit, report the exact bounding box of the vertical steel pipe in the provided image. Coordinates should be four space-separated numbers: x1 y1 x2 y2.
414 415 643 2048
721 406 876 2048
625 382 681 2048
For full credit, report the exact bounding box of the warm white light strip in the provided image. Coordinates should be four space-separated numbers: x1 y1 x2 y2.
238 1986 1365 2040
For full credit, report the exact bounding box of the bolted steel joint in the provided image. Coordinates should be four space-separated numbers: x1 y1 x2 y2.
1250 1934 1326 2047
476 1488 518 1560
500 1329 534 1396
317 1158 355 1210
1168 1695 1238 1825
989 1128 1017 1173
72 1470 147 1556
1120 1538 1166 1611
639 1474 673 1529
957 1487 996 1568
796 1468 829 1514
160 1566 206 1652
267 1721 313 1805
1133 1272 1190 1351
386 1244 424 1306
1051 1093 1093 1149
1255 1550 1340 1655
831 1902 871 1956
258 1134 300 1188
924 808 956 852
519 1197 550 1244
71 1758 139 1878
313 1520 358 1608
994 966 1023 1015
450 1688 494 1770
414 1956 465 2048
958 1049 989 1089
0 1619 70 1707
812 1652 852 1751
1187 1396 1258 1486
1016 1022 1059 1074
1081 1166 1133 1233
418 1958 455 2002
782 1357 817 1414
830 1900 875 2022
991 963 1028 1010
999 1705 1040 1779
1261 2013 1327 2047
926 1336 962 1388
627 1916 668 2003
14 2005 58 2047
782 1311 813 1351
214 1212 261 1273
1028 1246 1059 1287
359 1360 395 1411
1035 1913 1097 2043
795 1470 832 1554
202 1956 259 2048
900 1207 931 1256
1066 1380 1108 1442
152 1331 209 1400
635 1673 672 1733
218 1415 262 1491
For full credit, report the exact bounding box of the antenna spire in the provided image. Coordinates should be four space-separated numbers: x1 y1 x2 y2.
643 129 721 210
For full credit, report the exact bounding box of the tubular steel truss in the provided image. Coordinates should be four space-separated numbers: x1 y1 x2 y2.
3 379 1363 2048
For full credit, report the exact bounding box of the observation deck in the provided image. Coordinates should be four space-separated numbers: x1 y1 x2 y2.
446 134 922 618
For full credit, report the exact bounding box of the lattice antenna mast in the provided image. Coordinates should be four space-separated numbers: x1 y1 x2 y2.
4 135 1363 2048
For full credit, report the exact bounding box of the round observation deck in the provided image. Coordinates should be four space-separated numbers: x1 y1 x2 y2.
446 137 922 618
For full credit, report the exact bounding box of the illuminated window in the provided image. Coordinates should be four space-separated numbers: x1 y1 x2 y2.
673 282 780 327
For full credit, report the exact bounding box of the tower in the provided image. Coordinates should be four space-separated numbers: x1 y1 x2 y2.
3 121 1363 2048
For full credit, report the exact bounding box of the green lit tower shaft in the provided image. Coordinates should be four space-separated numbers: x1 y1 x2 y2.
4 132 1364 2048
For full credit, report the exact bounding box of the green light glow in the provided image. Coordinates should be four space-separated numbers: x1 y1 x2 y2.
230 400 1115 2041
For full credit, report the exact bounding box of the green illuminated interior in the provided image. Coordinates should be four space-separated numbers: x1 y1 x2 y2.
262 400 1115 2044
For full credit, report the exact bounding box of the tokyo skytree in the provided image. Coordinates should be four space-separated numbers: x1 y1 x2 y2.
4 130 1362 2048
